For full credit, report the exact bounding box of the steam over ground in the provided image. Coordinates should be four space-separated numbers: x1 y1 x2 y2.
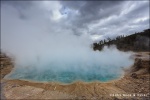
1 2 134 83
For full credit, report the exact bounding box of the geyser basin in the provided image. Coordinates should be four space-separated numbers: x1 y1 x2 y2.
5 46 134 84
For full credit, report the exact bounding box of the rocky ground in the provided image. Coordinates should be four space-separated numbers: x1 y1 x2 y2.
0 52 150 100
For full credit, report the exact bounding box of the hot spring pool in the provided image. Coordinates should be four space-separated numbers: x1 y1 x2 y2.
5 46 133 84
6 65 123 83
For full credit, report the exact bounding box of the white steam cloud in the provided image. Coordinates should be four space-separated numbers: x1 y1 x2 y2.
1 2 134 83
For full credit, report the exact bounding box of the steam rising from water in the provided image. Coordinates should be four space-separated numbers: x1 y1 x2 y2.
4 45 134 83
1 3 134 83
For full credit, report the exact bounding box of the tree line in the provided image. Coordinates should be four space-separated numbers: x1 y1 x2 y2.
93 29 150 51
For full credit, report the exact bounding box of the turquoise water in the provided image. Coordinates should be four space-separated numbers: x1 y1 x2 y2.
7 66 122 83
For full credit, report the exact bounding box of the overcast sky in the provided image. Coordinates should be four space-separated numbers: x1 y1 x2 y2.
1 0 149 41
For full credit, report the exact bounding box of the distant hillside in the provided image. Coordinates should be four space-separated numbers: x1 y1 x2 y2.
93 29 150 51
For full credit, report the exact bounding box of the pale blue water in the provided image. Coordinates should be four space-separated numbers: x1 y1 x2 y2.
7 65 122 83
